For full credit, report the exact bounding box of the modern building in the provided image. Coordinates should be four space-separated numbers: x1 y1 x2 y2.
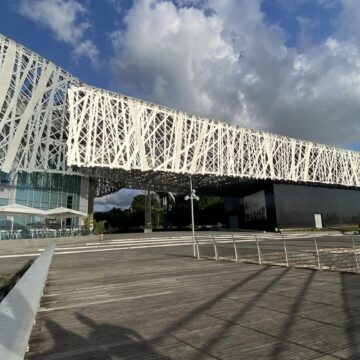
0 33 359 232
0 34 94 229
221 181 360 230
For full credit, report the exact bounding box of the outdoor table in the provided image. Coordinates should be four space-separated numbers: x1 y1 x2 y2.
11 230 22 239
47 229 56 238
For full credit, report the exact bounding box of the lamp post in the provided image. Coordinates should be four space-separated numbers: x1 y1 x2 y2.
184 176 199 257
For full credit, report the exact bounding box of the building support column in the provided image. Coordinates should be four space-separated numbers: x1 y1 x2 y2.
144 190 152 233
87 178 97 214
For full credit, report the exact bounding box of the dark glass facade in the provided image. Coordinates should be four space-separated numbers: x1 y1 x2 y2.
224 181 277 231
224 181 360 230
274 183 360 228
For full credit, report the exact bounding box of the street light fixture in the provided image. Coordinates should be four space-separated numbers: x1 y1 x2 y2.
184 176 199 257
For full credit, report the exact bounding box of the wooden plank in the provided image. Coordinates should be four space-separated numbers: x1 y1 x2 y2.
13 239 360 359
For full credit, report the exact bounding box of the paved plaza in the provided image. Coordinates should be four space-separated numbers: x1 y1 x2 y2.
0 234 360 360
0 233 357 359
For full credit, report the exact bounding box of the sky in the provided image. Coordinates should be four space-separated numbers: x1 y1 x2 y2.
1 0 360 210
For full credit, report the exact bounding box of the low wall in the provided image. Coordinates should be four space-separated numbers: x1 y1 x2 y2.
0 244 55 359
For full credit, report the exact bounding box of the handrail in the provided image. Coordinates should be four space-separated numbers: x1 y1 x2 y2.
0 243 56 360
196 233 360 273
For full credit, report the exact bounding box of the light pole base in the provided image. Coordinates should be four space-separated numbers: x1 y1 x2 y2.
144 225 152 233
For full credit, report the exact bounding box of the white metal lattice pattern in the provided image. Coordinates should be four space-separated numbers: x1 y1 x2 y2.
67 86 360 188
0 34 79 174
1 33 359 190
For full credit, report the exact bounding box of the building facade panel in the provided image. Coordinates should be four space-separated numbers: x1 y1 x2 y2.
273 183 360 229
225 182 360 230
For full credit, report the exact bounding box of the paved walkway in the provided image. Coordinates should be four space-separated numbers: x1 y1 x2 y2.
23 241 360 359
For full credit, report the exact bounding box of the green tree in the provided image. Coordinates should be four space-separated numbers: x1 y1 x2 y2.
84 213 94 234
131 194 146 212
95 220 106 234
131 193 163 228
198 196 223 210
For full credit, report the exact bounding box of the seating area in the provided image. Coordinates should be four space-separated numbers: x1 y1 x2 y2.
0 229 22 240
27 228 85 238
0 203 88 240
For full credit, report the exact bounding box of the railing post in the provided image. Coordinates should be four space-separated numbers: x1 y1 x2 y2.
212 235 218 260
282 236 289 267
352 237 359 273
232 234 239 262
314 237 321 270
255 235 262 264
194 235 200 259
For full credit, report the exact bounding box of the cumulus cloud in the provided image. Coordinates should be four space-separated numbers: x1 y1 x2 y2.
72 39 99 64
18 0 99 63
109 0 360 147
94 189 145 212
110 0 242 124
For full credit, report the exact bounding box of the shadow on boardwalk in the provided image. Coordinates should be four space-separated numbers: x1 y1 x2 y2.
29 313 171 359
28 266 270 359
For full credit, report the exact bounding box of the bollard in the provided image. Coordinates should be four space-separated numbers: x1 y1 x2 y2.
232 234 239 262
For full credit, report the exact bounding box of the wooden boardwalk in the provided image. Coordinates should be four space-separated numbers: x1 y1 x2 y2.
25 243 360 359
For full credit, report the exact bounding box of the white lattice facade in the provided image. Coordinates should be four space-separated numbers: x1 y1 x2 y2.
0 34 89 216
0 34 79 174
1 33 359 197
67 86 360 190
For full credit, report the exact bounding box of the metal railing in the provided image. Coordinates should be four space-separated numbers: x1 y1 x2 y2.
194 234 360 273
0 227 91 240
0 243 56 359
